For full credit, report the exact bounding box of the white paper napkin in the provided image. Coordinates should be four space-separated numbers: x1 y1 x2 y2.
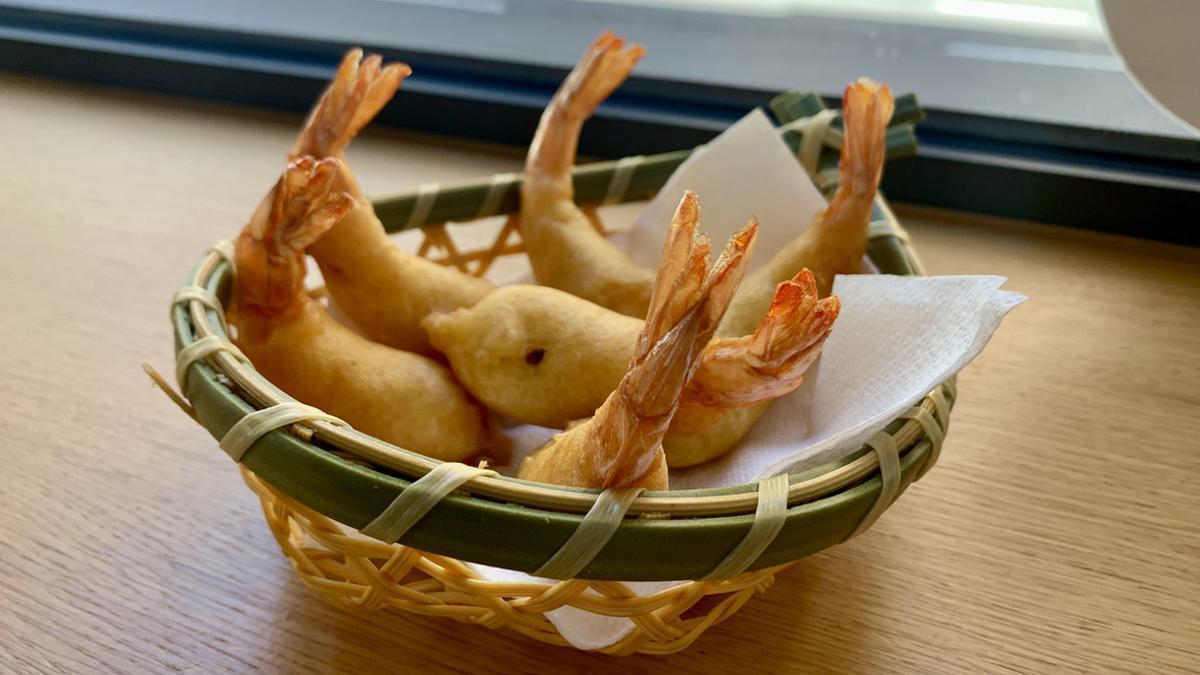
610 108 827 273
463 107 1025 651
467 563 684 651
670 274 1025 487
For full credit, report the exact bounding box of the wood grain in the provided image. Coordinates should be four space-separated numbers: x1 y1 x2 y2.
1 72 1197 673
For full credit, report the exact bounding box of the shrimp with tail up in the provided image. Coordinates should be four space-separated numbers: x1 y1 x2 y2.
518 193 754 488
230 156 490 462
520 32 656 318
719 78 892 337
426 193 839 467
520 33 888 336
664 269 839 467
296 49 494 356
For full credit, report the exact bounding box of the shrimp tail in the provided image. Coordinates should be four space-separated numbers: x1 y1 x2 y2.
588 304 705 487
586 195 755 487
689 269 840 408
527 31 644 189
234 156 354 318
823 79 894 224
292 49 411 161
638 192 758 354
698 217 758 339
743 271 839 399
637 190 707 356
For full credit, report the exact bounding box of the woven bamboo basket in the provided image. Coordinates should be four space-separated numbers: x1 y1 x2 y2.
159 90 954 655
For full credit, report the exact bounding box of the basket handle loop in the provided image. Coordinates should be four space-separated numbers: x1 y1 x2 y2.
173 285 228 330
701 473 790 580
534 487 645 580
219 402 347 462
207 238 236 276
845 431 902 541
360 463 497 544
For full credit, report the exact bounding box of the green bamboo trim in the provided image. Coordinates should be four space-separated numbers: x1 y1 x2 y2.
533 487 645 580
372 90 922 232
219 402 347 463
361 463 496 544
173 280 954 578
171 330 950 581
786 108 839 175
174 334 246 395
770 91 923 132
701 474 790 579
175 215 930 514
846 431 901 540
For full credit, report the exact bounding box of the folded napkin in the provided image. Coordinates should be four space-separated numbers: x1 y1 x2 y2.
672 273 1025 487
469 108 1025 650
611 107 826 273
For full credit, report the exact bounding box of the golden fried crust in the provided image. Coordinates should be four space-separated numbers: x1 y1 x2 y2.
310 197 493 356
423 285 641 428
234 300 489 462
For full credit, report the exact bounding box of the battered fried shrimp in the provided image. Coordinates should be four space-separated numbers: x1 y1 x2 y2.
664 270 839 467
520 32 655 317
423 284 643 427
296 49 493 356
230 157 490 461
719 78 892 337
423 269 835 466
517 195 752 489
422 190 715 428
424 196 839 467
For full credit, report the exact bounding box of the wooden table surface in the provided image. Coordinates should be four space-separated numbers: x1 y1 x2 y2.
2 72 1198 673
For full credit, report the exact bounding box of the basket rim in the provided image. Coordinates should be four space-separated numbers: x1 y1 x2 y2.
170 189 951 578
174 195 951 519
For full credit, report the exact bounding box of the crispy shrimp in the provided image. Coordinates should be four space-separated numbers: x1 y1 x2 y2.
520 32 656 317
719 78 892 337
518 194 752 489
296 49 493 356
424 194 839 467
422 191 713 428
664 270 839 467
230 156 490 462
423 284 643 427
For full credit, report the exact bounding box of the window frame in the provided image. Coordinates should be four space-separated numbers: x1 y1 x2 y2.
1 4 1196 245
